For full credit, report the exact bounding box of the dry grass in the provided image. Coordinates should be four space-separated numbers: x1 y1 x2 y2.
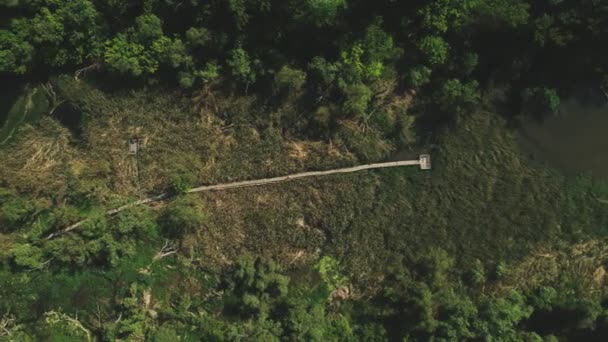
1 79 364 216
0 118 73 197
289 142 309 161
175 176 380 270
501 239 608 295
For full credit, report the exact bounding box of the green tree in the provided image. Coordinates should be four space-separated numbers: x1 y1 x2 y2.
316 256 348 291
339 43 367 83
103 13 190 78
195 62 220 83
12 243 45 270
338 21 400 84
308 56 339 89
474 0 530 28
342 83 371 118
407 283 439 336
468 259 486 285
225 256 289 318
0 30 33 73
273 65 307 99
417 36 450 66
416 248 453 289
494 261 508 280
301 0 347 26
114 207 158 239
103 34 157 76
434 290 479 340
150 325 180 342
185 27 211 47
227 47 258 91
15 0 101 67
407 65 432 88
133 14 164 44
280 300 328 341
227 0 250 29
109 283 149 340
0 194 38 230
437 78 480 112
152 36 190 68
522 87 560 119
178 71 195 88
361 18 402 63
475 290 534 339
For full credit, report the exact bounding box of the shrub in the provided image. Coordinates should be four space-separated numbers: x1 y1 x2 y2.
12 243 45 270
162 195 206 238
407 65 432 88
417 36 449 66
341 83 371 118
273 65 307 99
0 196 35 230
169 169 198 194
114 207 159 239
522 86 560 119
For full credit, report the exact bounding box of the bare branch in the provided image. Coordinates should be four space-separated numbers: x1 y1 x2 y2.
153 240 178 261
74 62 100 81
0 313 16 337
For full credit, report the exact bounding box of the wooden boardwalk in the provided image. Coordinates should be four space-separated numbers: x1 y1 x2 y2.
46 156 430 239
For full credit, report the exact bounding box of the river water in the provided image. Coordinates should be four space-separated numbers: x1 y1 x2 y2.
517 99 608 178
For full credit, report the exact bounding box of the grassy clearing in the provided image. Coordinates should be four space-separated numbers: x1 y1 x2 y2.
177 110 608 290
2 80 607 292
503 239 608 296
47 78 358 202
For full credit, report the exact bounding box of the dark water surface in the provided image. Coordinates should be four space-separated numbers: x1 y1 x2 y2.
518 99 608 177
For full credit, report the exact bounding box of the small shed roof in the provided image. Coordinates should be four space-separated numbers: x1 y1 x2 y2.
419 154 431 170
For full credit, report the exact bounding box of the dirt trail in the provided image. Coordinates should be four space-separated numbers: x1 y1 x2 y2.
45 159 423 240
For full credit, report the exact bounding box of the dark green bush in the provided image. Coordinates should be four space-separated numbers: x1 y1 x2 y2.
161 195 206 238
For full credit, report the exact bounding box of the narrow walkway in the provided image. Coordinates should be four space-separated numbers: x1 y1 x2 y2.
45 157 430 240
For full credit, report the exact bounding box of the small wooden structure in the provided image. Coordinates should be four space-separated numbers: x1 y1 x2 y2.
419 154 432 170
128 137 140 155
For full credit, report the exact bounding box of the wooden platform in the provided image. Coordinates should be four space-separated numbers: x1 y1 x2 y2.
419 154 432 170
46 155 432 239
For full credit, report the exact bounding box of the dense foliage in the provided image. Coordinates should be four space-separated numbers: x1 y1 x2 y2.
2 0 608 340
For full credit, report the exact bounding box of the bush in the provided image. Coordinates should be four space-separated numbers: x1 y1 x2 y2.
12 243 45 270
522 87 560 119
162 195 206 238
169 169 198 194
407 65 432 88
79 212 109 239
274 65 307 99
341 83 371 118
177 71 194 88
417 36 449 66
114 207 159 239
436 78 480 113
0 196 35 230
